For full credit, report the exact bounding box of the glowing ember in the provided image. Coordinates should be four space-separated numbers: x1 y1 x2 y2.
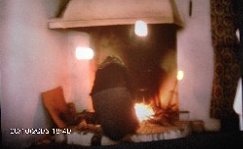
134 103 155 122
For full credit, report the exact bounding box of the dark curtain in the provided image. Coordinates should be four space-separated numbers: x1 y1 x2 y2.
210 0 241 120
237 0 243 75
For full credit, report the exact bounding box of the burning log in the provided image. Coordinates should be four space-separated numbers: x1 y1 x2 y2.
133 102 179 126
134 103 155 122
150 105 179 126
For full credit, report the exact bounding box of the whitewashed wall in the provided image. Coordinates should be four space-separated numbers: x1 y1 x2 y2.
1 0 69 148
66 31 95 112
175 0 220 130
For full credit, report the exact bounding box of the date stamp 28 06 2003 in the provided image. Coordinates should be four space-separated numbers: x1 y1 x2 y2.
10 128 72 135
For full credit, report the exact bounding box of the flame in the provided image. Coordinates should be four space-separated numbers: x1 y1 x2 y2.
134 103 155 122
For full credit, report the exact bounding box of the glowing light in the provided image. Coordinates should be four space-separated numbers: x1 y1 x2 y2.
236 29 240 42
177 70 184 81
134 103 155 122
135 20 148 37
75 46 94 60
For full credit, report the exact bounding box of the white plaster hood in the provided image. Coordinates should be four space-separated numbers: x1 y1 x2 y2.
48 0 183 29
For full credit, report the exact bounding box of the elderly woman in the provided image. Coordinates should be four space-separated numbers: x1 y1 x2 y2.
90 56 139 141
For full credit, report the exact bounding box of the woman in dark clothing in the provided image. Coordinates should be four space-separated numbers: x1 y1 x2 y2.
90 56 139 141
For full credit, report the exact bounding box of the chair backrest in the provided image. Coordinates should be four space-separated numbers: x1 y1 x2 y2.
42 86 68 128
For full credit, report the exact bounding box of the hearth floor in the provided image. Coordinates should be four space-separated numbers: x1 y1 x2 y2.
62 121 191 146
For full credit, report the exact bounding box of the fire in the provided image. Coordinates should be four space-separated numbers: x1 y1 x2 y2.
134 103 155 122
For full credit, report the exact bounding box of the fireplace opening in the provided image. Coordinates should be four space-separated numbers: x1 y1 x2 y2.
77 24 183 140
84 24 178 101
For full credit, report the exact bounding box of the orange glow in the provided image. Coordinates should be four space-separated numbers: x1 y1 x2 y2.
134 103 155 122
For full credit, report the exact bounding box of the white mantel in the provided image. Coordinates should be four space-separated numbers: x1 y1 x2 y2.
48 0 183 29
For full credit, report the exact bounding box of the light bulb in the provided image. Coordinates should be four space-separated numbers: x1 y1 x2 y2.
135 20 148 37
177 70 184 81
236 29 240 42
75 46 94 60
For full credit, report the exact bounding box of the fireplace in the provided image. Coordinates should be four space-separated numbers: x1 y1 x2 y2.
48 0 190 144
81 24 184 140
